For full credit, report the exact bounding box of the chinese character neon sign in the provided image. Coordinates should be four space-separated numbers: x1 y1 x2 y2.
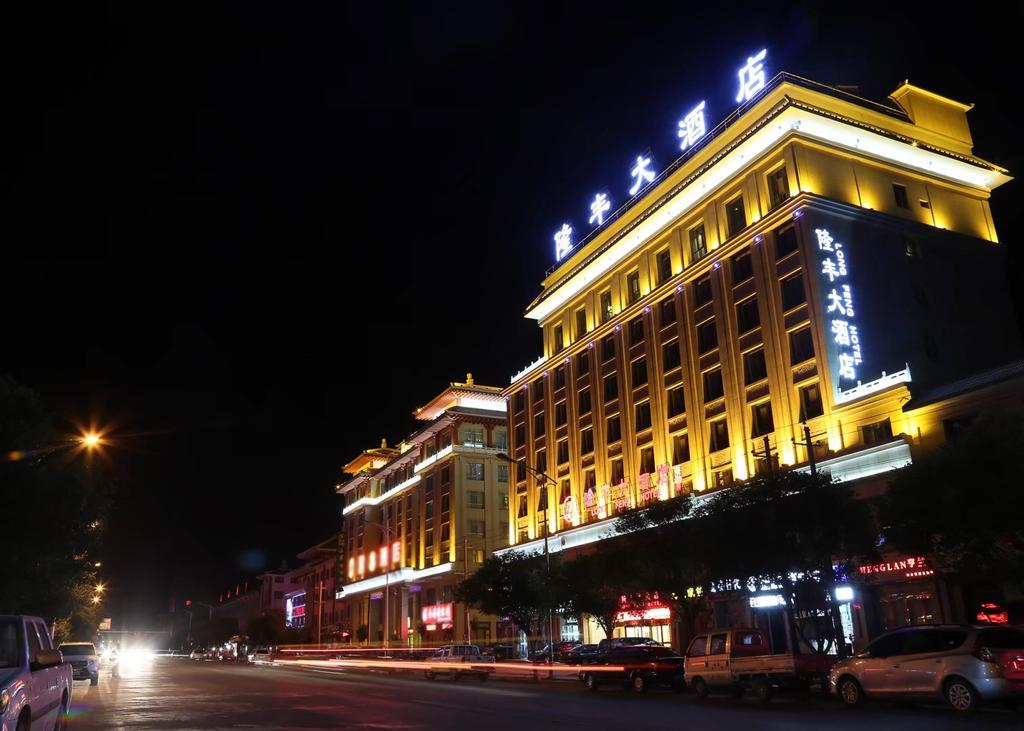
589 193 611 226
629 155 655 196
736 48 767 103
816 228 863 383
677 101 706 151
554 223 573 261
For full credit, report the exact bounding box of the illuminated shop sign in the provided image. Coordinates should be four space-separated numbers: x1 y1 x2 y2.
551 49 767 261
347 541 402 580
421 603 454 625
857 556 931 578
976 602 1009 624
815 228 863 385
616 594 671 623
285 593 307 627
560 494 579 528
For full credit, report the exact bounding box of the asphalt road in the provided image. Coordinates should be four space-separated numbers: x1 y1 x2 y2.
69 656 1022 730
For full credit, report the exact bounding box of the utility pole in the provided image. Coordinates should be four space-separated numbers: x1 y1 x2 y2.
750 435 776 472
792 423 821 476
463 536 471 644
317 580 324 649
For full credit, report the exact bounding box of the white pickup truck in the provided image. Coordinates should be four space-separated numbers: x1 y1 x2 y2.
1 615 73 731
423 644 495 681
684 628 837 702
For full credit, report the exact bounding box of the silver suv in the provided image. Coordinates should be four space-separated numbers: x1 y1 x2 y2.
830 624 1024 711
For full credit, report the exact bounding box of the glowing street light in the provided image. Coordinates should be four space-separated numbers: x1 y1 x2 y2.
81 433 102 448
91 595 101 605
95 582 106 594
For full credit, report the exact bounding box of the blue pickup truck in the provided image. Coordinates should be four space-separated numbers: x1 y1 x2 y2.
1 616 72 731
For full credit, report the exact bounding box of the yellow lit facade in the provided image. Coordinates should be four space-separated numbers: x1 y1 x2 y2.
502 73 1016 562
336 376 512 646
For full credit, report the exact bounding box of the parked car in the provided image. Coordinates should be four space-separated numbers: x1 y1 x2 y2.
830 624 1024 712
0 615 73 731
189 647 210 660
596 637 660 652
481 644 518 661
529 641 579 663
247 647 277 664
580 645 685 693
684 628 836 702
423 644 495 681
57 642 100 686
562 644 599 665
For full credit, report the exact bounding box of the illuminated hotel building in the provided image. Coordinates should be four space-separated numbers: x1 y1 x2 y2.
336 376 511 646
499 72 1018 644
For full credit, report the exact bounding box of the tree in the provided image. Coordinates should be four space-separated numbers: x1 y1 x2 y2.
0 375 114 628
612 494 710 647
455 550 558 642
694 468 876 656
560 551 636 639
882 411 1024 578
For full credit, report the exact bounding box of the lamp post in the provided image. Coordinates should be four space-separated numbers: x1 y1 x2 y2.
496 453 557 677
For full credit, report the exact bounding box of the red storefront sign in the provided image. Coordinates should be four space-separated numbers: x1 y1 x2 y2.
421 603 454 625
615 594 671 623
857 556 931 577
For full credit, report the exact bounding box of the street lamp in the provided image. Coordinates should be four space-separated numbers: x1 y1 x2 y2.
81 433 101 448
496 452 557 677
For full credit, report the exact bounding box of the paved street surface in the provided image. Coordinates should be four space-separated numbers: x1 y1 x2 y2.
70 656 1022 730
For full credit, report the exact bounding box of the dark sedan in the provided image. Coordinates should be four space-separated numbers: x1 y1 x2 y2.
580 645 686 694
562 644 599 665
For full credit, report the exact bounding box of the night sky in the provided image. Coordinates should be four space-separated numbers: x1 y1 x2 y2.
3 3 1021 626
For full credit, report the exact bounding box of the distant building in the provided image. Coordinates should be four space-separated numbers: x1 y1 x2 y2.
337 375 511 646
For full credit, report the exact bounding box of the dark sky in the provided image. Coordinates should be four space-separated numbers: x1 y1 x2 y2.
3 3 1021 626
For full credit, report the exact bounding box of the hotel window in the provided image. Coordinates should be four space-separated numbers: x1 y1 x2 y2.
743 348 767 384
627 270 641 304
494 428 508 450
535 449 547 475
552 324 564 354
464 428 484 447
775 224 798 258
532 379 544 401
514 424 525 446
892 183 909 209
441 523 450 542
709 419 730 452
577 350 590 375
798 383 824 421
514 391 525 414
703 368 724 401
466 462 484 481
736 297 760 333
516 460 527 481
534 413 545 436
690 224 707 262
639 446 655 474
555 400 567 426
517 494 528 518
472 549 485 564
606 414 622 443
751 402 774 437
603 373 619 402
694 276 712 306
662 339 681 371
580 427 594 454
697 320 718 354
780 272 806 310
667 385 686 418
560 479 571 503
732 250 753 283
557 438 569 465
611 457 624 485
601 335 615 362
584 468 596 492
635 401 652 431
768 165 790 209
497 464 508 483
789 326 815 364
862 419 893 446
660 296 676 326
656 248 673 284
575 308 588 339
629 316 644 345
554 366 566 389
631 357 648 387
468 490 485 508
500 492 509 509
725 195 746 238
672 433 690 464
600 291 613 323
578 387 592 415
712 468 733 489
